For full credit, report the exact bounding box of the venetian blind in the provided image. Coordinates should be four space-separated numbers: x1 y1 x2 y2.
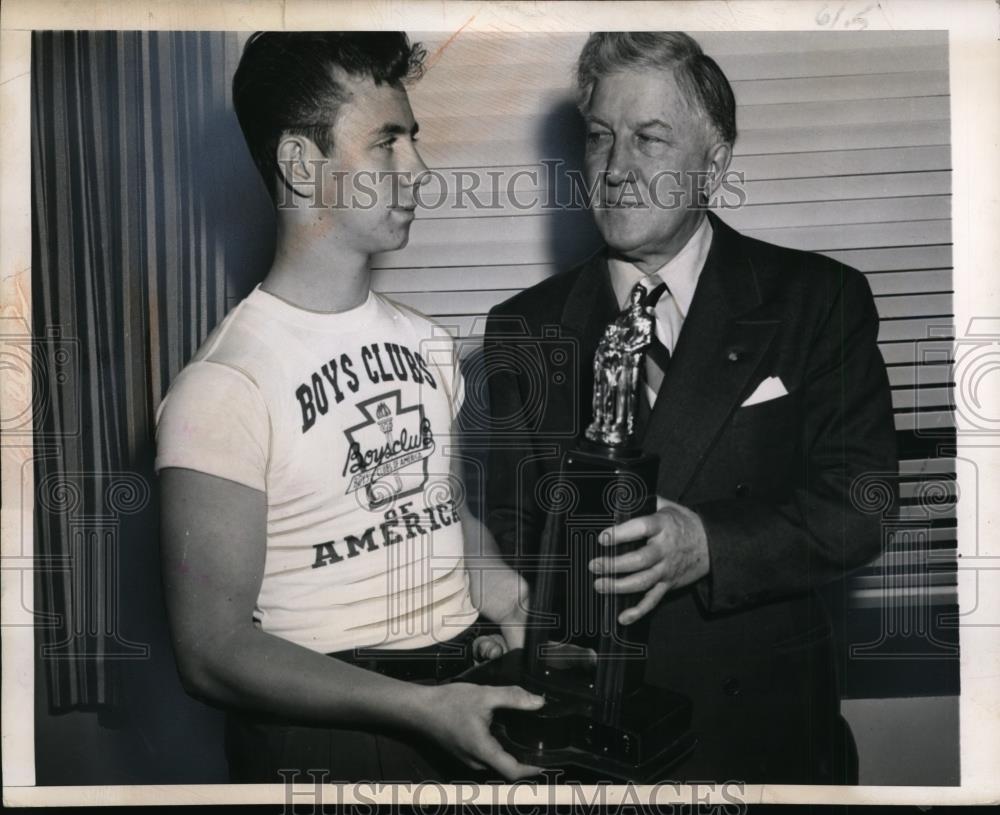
372 30 955 610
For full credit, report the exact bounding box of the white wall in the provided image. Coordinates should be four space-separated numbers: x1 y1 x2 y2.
843 696 960 785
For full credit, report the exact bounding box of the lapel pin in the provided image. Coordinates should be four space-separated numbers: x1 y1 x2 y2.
727 350 741 363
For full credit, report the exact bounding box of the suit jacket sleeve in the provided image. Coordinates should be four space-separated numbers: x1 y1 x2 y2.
692 267 898 612
481 309 547 564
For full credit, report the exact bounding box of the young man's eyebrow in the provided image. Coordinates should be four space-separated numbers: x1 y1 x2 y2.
372 122 420 139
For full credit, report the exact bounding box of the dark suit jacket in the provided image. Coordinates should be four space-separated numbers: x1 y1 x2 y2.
481 212 898 783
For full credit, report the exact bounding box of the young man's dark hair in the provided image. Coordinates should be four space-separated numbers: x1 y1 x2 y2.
232 32 425 201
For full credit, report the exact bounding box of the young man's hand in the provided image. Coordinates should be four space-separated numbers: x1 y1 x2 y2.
418 682 545 780
468 564 530 651
472 632 508 663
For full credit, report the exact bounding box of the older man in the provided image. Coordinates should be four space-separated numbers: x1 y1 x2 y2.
483 32 897 783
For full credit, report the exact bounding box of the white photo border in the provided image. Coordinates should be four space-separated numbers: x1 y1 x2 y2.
3 0 999 806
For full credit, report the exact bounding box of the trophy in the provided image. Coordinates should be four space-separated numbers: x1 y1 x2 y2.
461 284 695 782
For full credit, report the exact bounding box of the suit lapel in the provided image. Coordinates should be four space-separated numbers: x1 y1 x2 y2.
641 215 782 499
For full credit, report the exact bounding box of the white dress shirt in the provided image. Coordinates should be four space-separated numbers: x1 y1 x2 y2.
607 216 714 404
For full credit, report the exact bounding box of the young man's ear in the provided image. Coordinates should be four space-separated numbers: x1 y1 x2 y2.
275 134 315 203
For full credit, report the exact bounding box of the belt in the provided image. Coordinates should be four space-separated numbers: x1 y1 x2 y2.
328 624 482 683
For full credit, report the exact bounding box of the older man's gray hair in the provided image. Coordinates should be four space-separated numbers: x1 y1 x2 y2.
576 32 737 146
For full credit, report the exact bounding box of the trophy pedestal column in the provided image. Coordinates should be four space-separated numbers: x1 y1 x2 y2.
464 282 696 781
461 441 696 782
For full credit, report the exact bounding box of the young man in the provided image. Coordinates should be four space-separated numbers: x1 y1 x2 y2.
156 32 543 783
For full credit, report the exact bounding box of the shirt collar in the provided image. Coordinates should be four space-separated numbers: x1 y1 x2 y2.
607 216 713 318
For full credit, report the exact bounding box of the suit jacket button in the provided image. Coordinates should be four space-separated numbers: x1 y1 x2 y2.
723 677 741 696
734 482 749 497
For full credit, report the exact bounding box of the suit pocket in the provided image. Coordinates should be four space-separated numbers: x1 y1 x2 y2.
732 387 795 426
728 389 800 490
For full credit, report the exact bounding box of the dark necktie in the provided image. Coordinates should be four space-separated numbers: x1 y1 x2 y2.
644 280 672 400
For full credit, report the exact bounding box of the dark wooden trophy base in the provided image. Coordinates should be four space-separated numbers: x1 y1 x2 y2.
461 439 696 782
458 649 695 783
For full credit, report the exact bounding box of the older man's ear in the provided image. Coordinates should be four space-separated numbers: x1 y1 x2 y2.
701 140 733 203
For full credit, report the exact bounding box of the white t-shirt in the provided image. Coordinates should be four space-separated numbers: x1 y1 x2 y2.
155 285 479 653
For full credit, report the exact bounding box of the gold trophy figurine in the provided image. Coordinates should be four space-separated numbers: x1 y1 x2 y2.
588 285 655 447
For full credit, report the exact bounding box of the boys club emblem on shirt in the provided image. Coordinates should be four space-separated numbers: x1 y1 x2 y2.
342 390 435 510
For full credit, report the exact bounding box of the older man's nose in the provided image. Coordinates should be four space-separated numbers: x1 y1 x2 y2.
603 142 630 186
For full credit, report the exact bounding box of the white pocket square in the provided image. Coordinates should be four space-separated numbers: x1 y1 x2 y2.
741 376 788 407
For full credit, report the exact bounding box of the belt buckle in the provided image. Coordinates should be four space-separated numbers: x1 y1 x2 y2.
435 638 470 682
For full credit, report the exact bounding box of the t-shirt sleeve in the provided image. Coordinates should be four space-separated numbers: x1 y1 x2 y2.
154 360 270 492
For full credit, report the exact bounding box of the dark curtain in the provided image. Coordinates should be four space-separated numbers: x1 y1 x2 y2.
31 30 273 781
